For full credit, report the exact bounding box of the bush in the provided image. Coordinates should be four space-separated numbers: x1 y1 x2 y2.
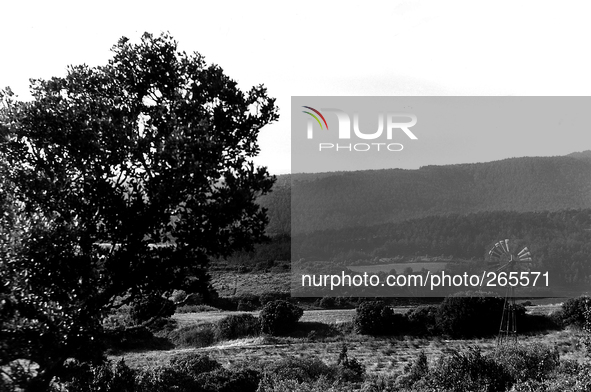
235 294 260 311
422 348 513 392
548 310 565 329
494 343 560 383
406 305 439 335
130 294 176 324
147 317 178 334
507 358 590 391
335 345 365 383
257 375 353 392
396 351 429 388
259 300 303 335
166 324 215 347
135 366 198 392
260 292 290 306
354 301 403 335
561 296 590 328
169 353 222 377
519 313 562 334
237 300 257 311
318 296 336 309
63 359 137 392
102 326 173 353
195 368 261 392
214 313 260 341
435 293 508 338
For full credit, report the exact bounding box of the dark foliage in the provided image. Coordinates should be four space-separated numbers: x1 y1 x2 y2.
396 346 558 392
435 293 508 338
102 326 174 353
135 366 199 392
0 31 277 390
213 293 291 311
130 294 176 324
169 353 223 377
195 368 261 392
165 324 216 348
423 348 513 392
64 359 137 392
519 313 562 334
214 313 260 341
335 345 365 383
62 354 260 392
224 233 291 266
318 296 353 309
494 343 560 383
259 300 303 335
354 301 406 335
561 295 591 328
293 208 591 288
405 305 440 335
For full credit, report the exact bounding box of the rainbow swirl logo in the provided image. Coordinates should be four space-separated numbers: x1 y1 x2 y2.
302 106 329 130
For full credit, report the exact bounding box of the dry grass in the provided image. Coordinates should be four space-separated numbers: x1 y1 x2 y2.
172 311 258 327
172 307 408 328
210 272 290 297
115 330 585 376
113 305 585 377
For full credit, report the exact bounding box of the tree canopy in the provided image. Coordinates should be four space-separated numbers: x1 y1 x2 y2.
0 32 277 390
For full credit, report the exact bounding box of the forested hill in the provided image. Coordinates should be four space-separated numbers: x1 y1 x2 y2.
292 209 591 284
259 152 591 235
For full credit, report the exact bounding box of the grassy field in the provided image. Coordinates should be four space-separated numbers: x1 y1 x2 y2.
118 327 583 376
172 308 414 328
115 304 574 377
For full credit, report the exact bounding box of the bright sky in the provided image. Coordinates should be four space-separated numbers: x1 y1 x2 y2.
2 1 590 174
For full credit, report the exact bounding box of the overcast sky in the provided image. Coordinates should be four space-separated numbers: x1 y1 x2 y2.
2 1 590 174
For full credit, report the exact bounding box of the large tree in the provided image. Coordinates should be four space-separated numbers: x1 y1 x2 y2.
0 32 278 391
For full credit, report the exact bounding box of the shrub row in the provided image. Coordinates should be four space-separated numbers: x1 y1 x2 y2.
56 342 572 392
166 300 303 349
61 349 365 392
396 344 560 392
213 292 292 311
355 293 563 338
63 355 260 392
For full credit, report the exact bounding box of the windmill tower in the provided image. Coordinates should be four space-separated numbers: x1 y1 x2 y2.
487 239 533 345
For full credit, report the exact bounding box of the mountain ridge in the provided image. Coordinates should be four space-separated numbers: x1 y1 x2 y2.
259 152 591 235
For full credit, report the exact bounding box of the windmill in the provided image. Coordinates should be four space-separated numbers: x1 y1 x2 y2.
487 239 533 345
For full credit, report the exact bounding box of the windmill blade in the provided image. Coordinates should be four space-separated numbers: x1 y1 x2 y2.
487 260 501 268
504 239 510 253
518 247 530 257
518 252 532 261
494 260 514 273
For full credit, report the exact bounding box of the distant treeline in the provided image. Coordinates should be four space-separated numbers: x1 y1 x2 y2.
259 154 591 234
292 209 591 284
220 233 290 270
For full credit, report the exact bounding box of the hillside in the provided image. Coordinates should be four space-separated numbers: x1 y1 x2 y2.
259 152 591 234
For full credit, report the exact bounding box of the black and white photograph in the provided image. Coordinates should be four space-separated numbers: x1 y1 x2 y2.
1 2 591 391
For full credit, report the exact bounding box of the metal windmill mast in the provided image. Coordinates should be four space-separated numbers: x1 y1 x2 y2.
487 239 533 346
